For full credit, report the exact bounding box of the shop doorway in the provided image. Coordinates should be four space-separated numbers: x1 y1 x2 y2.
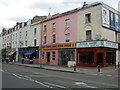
97 53 103 66
46 52 50 63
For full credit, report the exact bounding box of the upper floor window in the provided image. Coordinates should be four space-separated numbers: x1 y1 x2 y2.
85 13 91 23
19 32 22 39
34 39 37 46
24 22 27 27
25 31 28 37
34 28 37 35
86 30 91 41
44 25 47 32
65 19 70 27
65 33 70 42
52 35 56 43
52 23 56 30
16 33 17 38
25 41 27 46
44 36 46 44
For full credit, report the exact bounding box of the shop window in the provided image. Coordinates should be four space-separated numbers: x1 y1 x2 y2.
86 30 91 41
52 52 55 60
42 52 44 59
78 52 94 64
106 52 115 65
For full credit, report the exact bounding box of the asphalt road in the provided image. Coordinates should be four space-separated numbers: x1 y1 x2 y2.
1 63 119 90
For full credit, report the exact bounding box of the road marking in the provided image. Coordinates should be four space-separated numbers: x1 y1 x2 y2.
0 69 4 72
34 81 53 88
75 82 97 88
44 82 66 88
75 82 87 85
106 75 112 77
12 73 53 88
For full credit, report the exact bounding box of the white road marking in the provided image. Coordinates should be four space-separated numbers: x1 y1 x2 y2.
44 82 66 88
75 82 97 88
34 81 53 88
0 69 4 72
12 73 55 88
106 75 112 77
75 82 87 85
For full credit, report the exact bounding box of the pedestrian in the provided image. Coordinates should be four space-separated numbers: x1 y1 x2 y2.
12 60 15 64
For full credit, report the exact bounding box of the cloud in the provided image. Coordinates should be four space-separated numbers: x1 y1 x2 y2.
0 0 119 33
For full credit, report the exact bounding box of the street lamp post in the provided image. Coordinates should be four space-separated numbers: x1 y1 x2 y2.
39 18 44 68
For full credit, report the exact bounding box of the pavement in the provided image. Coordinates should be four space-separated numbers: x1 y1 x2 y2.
11 62 119 75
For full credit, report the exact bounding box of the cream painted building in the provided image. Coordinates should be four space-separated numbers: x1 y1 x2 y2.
76 2 119 67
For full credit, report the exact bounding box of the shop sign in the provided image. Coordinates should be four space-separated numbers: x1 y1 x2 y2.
77 41 118 49
42 43 75 49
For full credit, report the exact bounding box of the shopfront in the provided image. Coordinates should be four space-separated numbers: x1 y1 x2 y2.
41 43 76 66
18 47 39 64
76 41 118 67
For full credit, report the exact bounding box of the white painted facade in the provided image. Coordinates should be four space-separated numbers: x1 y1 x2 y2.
18 20 31 48
30 21 41 47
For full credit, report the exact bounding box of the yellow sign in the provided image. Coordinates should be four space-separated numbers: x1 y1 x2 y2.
41 43 76 49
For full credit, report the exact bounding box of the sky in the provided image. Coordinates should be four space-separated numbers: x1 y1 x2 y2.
0 0 120 33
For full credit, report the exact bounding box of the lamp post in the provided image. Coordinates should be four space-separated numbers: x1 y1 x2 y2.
39 18 44 68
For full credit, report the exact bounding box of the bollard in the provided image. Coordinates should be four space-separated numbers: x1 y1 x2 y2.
115 63 116 69
98 65 100 72
118 62 119 68
74 64 76 71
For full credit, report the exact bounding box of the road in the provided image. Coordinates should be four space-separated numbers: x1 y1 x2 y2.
1 63 119 90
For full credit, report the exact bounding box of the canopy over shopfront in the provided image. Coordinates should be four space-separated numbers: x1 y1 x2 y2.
8 51 16 56
24 50 36 55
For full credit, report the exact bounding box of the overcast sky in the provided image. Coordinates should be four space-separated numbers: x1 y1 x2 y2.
0 0 119 33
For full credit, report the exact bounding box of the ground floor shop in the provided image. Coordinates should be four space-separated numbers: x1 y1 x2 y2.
76 48 116 67
41 41 118 67
18 47 39 64
41 43 76 66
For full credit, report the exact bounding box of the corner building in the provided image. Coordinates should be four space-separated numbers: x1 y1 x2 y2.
41 2 120 67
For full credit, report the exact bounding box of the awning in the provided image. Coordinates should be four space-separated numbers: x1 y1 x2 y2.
8 51 16 56
24 50 36 55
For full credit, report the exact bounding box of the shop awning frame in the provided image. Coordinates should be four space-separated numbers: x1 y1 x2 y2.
8 51 16 56
24 50 36 55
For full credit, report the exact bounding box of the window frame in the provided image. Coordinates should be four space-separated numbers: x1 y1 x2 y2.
52 35 56 43
52 52 55 60
86 30 92 41
85 13 91 23
65 19 70 28
65 33 70 42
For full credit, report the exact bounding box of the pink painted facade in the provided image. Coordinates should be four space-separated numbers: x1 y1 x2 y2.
40 11 77 66
58 13 77 43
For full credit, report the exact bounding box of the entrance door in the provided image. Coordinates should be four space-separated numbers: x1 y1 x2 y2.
97 53 103 66
46 52 50 63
